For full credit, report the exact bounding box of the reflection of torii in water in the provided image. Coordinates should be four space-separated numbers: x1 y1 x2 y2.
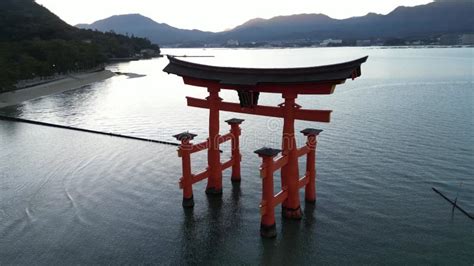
164 55 368 237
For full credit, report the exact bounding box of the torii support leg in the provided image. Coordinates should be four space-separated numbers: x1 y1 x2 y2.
180 139 194 207
173 132 198 208
281 92 302 219
305 135 317 203
255 148 281 238
301 128 322 203
226 119 245 182
206 87 223 195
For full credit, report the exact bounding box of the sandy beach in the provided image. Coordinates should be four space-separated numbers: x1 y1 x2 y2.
0 70 115 108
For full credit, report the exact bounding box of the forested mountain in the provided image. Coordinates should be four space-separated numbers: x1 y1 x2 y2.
77 14 213 45
77 0 473 45
215 0 473 42
0 0 160 91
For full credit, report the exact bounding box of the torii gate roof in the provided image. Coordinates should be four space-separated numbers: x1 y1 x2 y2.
163 55 368 88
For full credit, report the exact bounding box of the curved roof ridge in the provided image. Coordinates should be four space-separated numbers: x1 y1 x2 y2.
163 55 368 86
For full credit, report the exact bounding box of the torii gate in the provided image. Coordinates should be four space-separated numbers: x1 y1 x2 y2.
164 55 367 238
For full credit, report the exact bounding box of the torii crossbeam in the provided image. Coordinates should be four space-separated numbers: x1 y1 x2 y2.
164 55 368 237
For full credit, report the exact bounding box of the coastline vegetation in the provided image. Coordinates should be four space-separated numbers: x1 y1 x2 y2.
0 0 160 92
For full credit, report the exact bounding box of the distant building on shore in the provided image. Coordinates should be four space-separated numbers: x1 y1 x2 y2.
460 34 474 45
439 34 460 45
140 49 160 59
226 39 240 46
408 40 423 45
320 39 342 47
356 40 371 46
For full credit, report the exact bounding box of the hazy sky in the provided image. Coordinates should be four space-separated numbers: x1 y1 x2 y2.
36 0 434 32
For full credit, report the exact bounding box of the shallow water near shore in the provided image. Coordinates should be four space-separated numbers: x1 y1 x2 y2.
1 47 473 264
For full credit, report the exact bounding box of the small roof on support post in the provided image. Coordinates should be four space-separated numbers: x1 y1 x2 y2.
301 128 323 136
225 118 245 125
254 147 282 157
173 132 197 141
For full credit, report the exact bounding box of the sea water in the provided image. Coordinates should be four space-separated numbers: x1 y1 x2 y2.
0 47 473 264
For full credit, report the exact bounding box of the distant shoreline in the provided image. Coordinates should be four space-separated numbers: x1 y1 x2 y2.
162 45 474 49
1 45 471 109
0 70 115 109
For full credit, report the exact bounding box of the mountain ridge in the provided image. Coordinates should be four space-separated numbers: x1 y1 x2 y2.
76 1 474 46
77 14 213 45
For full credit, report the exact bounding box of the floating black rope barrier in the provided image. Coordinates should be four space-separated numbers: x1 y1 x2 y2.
432 187 473 220
0 115 180 146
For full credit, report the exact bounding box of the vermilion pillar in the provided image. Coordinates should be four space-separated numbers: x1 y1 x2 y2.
206 87 223 195
301 128 323 203
255 147 282 238
281 92 302 219
173 132 198 207
226 118 245 182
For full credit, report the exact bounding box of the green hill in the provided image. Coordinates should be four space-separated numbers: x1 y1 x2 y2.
0 0 160 91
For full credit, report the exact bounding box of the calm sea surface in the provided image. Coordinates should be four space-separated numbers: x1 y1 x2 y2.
1 47 473 265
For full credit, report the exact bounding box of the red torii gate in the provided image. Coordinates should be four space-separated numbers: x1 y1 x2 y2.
164 55 367 237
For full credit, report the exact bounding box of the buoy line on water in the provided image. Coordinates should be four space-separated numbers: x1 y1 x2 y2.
0 115 180 146
432 187 473 221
